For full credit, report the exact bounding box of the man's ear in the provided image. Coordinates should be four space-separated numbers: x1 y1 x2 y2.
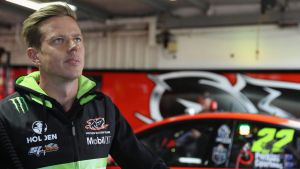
27 47 40 66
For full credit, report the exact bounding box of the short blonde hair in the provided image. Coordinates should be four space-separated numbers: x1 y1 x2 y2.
22 4 77 49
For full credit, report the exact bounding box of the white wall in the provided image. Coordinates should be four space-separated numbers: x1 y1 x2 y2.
0 29 30 65
83 31 160 69
160 25 300 69
1 24 300 69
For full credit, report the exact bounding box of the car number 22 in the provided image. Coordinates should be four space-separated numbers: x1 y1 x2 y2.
251 128 295 153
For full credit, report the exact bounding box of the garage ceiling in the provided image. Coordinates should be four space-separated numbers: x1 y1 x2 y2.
1 0 300 31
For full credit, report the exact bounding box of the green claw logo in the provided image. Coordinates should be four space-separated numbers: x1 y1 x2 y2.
9 97 28 113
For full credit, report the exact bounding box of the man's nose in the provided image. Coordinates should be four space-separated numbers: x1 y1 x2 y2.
68 39 79 51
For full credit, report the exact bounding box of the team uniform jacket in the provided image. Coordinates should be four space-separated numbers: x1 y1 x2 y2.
0 71 168 169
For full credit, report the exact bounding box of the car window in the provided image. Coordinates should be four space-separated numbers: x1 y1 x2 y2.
138 119 234 168
230 120 300 169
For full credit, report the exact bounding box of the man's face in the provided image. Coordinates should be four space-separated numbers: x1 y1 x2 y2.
36 16 85 81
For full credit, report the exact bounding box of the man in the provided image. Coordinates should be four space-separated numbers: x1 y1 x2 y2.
0 4 168 169
196 92 218 113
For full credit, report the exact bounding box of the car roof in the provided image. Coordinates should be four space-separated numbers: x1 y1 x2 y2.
135 112 300 133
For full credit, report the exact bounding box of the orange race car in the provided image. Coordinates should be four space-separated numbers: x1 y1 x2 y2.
108 113 300 169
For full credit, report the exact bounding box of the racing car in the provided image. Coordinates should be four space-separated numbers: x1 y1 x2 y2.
108 112 300 169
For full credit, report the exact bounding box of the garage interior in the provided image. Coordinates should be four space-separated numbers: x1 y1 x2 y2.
0 1 300 168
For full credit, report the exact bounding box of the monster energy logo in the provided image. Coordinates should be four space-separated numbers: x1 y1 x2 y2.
9 97 28 113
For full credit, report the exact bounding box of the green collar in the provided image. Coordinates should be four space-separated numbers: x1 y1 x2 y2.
16 71 97 107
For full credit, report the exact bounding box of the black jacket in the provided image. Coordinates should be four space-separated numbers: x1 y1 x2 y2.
0 71 168 169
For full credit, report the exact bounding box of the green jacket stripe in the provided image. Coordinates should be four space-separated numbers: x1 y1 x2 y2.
38 157 108 169
9 97 28 113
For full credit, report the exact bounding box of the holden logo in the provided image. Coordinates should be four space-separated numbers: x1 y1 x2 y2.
32 121 47 134
85 117 109 131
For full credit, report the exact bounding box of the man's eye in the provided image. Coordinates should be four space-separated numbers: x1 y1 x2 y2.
52 38 64 44
74 37 82 43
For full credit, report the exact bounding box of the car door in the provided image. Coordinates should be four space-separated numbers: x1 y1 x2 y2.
137 118 235 168
229 119 300 169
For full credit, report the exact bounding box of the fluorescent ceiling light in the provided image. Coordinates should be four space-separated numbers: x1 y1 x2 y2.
6 0 77 11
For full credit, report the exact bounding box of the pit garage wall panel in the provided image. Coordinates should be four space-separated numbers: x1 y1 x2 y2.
4 68 300 129
89 70 300 129
1 25 300 69
83 32 160 69
0 33 31 65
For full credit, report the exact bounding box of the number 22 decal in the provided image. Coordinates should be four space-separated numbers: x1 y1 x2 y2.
251 128 295 153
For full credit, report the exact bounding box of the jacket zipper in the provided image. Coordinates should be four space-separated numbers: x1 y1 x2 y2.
72 121 79 169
